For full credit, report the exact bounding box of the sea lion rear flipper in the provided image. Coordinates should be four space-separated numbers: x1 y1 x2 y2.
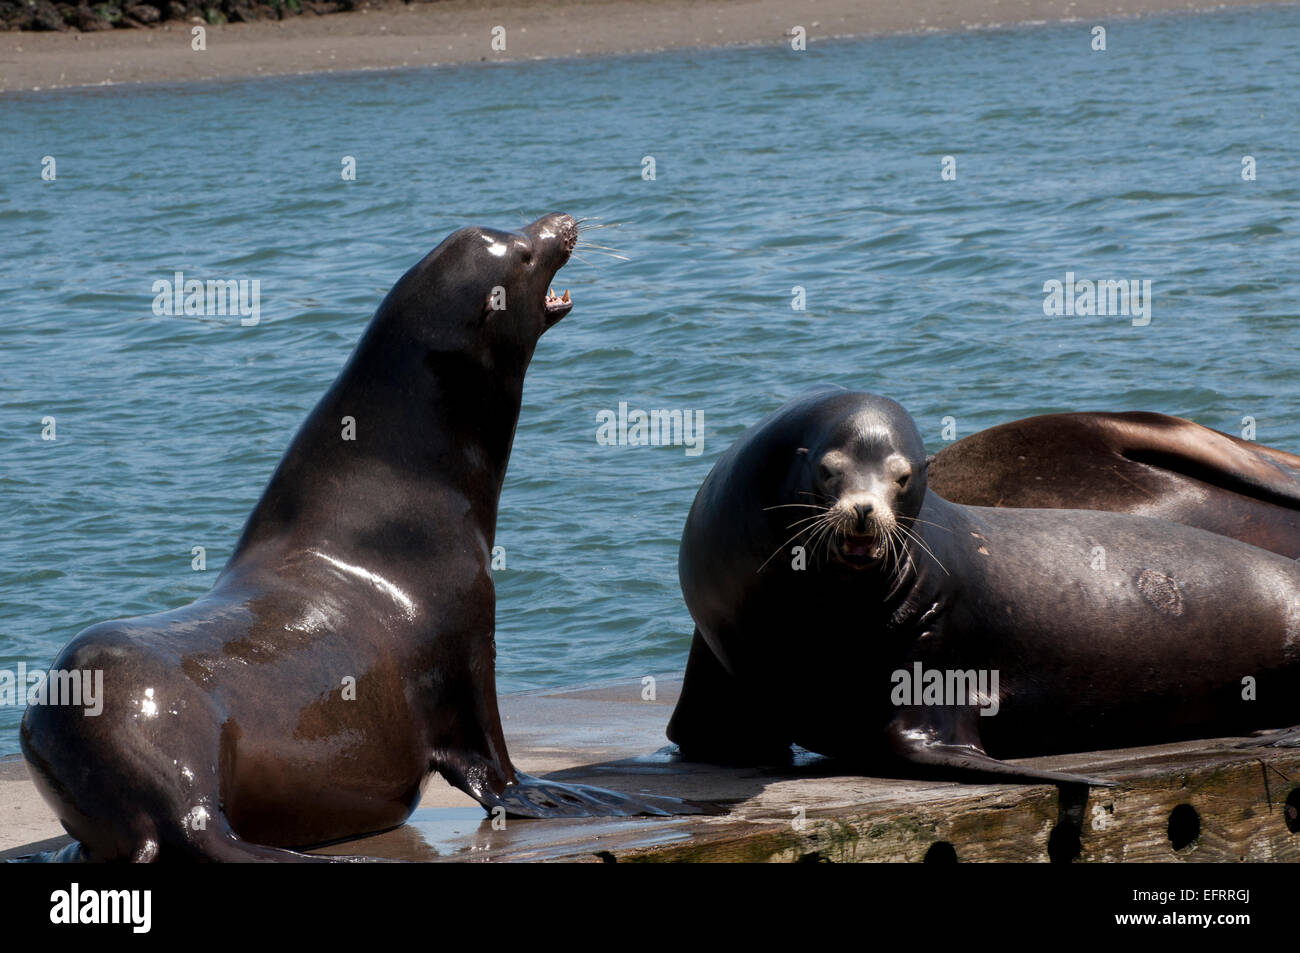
886 711 1116 787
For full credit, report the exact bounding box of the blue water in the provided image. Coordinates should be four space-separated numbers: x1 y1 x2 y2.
1 7 1298 756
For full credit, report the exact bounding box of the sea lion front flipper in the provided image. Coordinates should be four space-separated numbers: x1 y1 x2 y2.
665 628 794 765
484 771 720 818
1236 725 1300 748
885 710 1116 787
1109 413 1300 507
437 743 719 818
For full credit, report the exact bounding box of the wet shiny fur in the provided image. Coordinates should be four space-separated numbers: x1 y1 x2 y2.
929 410 1300 558
22 214 701 863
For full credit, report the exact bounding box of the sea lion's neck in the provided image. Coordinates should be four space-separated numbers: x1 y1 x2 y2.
874 494 959 630
225 325 530 577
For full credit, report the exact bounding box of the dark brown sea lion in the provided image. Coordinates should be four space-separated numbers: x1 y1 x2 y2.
22 213 703 863
929 411 1300 558
667 387 1300 782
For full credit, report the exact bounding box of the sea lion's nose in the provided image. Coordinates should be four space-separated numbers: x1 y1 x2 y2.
853 501 875 532
555 214 578 252
528 212 577 249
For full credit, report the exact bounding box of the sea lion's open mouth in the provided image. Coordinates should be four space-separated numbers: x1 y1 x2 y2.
545 287 573 321
834 533 887 569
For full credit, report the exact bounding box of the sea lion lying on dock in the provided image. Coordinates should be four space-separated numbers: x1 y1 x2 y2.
668 388 1300 781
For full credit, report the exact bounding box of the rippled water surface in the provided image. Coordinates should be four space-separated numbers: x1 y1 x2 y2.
1 8 1298 754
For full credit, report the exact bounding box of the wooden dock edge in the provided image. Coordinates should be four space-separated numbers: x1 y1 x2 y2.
597 750 1300 862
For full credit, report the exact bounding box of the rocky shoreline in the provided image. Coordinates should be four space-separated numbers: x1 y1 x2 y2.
2 0 402 31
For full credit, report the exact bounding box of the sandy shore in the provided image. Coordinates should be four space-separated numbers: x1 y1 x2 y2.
0 0 1287 94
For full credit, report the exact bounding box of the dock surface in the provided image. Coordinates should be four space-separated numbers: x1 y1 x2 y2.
3 678 1298 862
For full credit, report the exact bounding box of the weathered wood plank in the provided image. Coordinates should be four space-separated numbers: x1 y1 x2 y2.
595 746 1300 863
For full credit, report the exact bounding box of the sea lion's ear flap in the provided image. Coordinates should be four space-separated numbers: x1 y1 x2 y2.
796 447 809 456
924 454 935 470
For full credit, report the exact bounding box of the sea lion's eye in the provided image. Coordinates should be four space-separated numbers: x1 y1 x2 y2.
897 473 910 489
818 463 835 483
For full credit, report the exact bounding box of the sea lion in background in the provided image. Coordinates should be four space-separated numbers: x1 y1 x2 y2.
667 387 1300 782
929 411 1300 558
22 213 703 863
